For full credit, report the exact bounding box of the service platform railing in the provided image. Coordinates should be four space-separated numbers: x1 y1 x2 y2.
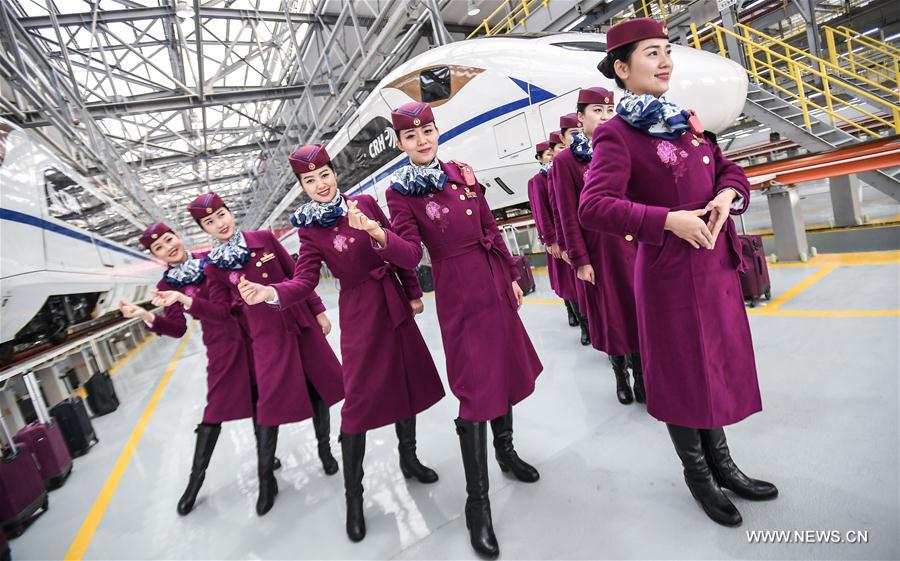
696 22 900 138
466 0 549 39
823 25 900 98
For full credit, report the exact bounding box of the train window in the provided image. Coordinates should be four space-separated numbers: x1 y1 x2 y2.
44 168 106 230
550 41 607 51
420 66 451 103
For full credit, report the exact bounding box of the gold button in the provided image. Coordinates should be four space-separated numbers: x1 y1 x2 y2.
702 156 710 164
459 194 466 201
466 209 473 216
691 139 700 146
251 252 256 257
256 262 262 267
451 185 458 190
625 234 634 242
261 273 268 279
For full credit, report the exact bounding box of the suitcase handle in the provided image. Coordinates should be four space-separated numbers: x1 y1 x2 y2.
0 415 17 456
23 372 52 426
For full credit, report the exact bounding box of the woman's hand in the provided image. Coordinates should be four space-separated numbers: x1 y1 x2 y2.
577 264 595 285
237 277 275 306
548 243 561 259
704 189 736 249
561 251 572 265
152 289 190 309
512 281 524 310
410 298 424 315
119 300 154 324
316 312 332 335
347 200 387 246
664 209 714 249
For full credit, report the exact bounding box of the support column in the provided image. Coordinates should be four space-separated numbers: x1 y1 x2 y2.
719 1 744 66
90 338 114 372
33 364 68 409
766 184 810 261
829 174 864 227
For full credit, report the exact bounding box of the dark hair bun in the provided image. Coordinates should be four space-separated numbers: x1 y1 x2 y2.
597 56 616 79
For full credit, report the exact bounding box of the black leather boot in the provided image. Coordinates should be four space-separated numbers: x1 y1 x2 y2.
666 424 742 526
395 417 439 483
308 382 339 475
255 424 279 516
177 423 221 515
610 355 634 405
629 353 646 404
565 300 580 327
252 419 282 470
340 432 367 542
701 428 778 501
455 419 499 558
579 315 591 346
490 407 539 483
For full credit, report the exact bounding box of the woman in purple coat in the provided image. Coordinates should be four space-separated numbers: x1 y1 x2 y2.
580 18 778 526
527 141 580 328
238 144 445 542
119 223 258 516
369 101 542 557
157 192 345 516
550 88 644 405
547 127 590 346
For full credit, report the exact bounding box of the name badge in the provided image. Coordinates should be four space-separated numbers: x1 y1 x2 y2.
464 187 478 199
259 252 276 263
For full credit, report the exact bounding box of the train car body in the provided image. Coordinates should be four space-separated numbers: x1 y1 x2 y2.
0 118 164 360
263 32 749 229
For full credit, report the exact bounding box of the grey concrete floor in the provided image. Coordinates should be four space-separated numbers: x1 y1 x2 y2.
9 256 900 561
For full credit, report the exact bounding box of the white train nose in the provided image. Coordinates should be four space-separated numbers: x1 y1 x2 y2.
666 46 748 133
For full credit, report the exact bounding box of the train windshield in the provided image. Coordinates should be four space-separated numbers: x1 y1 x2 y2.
551 41 607 51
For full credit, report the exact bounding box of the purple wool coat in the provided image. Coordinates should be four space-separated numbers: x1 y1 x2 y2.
200 230 345 427
148 252 255 424
527 171 560 296
271 195 445 434
544 170 580 302
550 146 640 356
579 116 762 429
377 161 543 422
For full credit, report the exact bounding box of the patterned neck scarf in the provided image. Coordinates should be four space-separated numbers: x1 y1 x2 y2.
570 130 593 162
208 231 250 270
163 255 207 288
616 91 691 140
539 162 552 176
291 192 345 228
389 157 447 196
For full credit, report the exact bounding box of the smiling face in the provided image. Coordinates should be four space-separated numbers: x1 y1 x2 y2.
298 165 338 203
578 104 616 137
396 122 439 165
536 149 553 165
199 206 236 241
615 38 673 97
149 231 187 264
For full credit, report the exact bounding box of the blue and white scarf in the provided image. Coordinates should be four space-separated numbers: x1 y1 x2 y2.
389 158 447 196
291 193 345 228
570 130 593 162
539 162 552 176
208 231 251 270
163 256 207 288
616 92 691 140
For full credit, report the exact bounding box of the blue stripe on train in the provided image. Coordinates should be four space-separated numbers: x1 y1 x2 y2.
0 207 152 262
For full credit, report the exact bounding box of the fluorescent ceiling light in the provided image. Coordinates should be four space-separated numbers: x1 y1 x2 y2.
467 0 480 17
175 1 194 19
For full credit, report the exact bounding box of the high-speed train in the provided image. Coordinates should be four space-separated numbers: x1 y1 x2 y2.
269 31 749 254
0 117 164 362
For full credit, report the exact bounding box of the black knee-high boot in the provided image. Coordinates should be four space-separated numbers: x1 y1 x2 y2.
455 419 499 558
252 419 282 471
700 428 778 501
490 407 539 482
177 423 221 515
666 424 741 526
255 424 279 516
341 432 367 542
395 417 439 483
629 353 645 404
579 314 591 346
610 355 634 405
307 381 338 475
564 300 580 327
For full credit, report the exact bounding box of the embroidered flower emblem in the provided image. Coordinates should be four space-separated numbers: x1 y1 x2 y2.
333 234 350 252
184 286 197 297
229 272 241 285
425 201 450 231
656 141 678 165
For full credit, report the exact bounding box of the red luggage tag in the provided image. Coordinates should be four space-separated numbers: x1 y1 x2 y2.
449 159 477 187
687 110 706 144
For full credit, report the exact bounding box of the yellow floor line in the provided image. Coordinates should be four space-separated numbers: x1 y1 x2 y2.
64 326 194 561
764 264 839 310
109 334 156 375
769 250 900 268
749 309 900 317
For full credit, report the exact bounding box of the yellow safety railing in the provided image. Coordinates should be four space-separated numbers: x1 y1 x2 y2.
823 25 900 97
466 0 549 39
702 22 900 137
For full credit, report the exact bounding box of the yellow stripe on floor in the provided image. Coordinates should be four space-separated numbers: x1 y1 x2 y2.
764 264 839 311
65 326 194 561
109 334 156 375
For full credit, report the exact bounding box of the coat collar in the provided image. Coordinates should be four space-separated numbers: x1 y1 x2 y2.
240 230 267 250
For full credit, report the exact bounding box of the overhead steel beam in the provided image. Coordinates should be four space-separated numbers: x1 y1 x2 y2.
116 141 274 170
5 81 382 125
149 173 247 193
